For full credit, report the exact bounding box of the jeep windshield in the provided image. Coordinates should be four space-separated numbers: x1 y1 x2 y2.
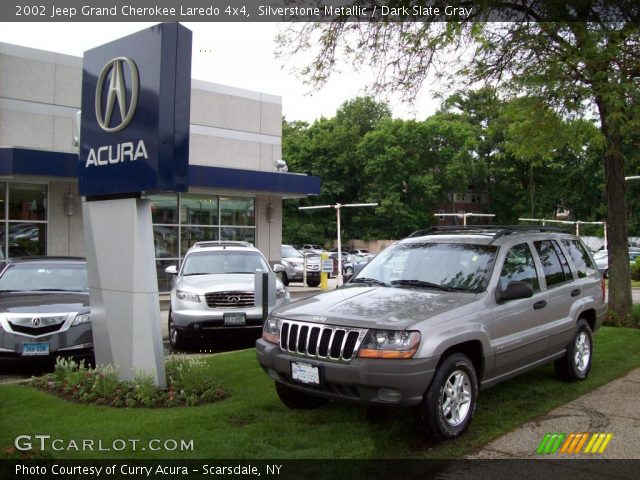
181 251 270 276
352 242 498 293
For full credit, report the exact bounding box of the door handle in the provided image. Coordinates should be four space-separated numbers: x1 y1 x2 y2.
571 288 581 297
533 300 547 310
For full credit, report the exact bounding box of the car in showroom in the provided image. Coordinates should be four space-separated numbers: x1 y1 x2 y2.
165 241 291 350
280 245 321 287
0 257 92 364
593 247 640 277
257 226 605 439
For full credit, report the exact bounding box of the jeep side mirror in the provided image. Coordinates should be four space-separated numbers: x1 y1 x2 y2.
496 281 534 303
164 265 178 275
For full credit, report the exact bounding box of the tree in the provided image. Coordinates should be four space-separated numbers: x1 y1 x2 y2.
277 2 640 319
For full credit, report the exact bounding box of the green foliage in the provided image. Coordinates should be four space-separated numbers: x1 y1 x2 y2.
631 256 640 282
31 357 227 408
283 91 607 242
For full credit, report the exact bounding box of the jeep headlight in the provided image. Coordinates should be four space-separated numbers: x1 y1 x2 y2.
72 313 91 326
262 316 280 344
176 290 201 303
358 330 421 359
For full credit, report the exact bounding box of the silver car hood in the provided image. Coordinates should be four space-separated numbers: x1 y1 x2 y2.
272 285 478 329
175 274 284 294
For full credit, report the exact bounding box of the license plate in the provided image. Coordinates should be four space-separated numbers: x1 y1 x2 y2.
291 361 320 385
22 343 50 356
223 313 246 326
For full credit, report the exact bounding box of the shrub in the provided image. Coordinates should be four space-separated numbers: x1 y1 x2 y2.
31 357 227 408
631 257 640 281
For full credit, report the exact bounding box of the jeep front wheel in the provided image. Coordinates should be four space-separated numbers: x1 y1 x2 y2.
417 353 478 439
275 382 328 409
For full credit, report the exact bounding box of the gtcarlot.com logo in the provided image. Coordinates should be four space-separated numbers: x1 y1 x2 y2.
536 432 613 455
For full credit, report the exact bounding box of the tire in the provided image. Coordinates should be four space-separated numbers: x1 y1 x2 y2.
275 382 329 409
281 272 290 286
417 353 478 439
168 310 192 351
603 269 608 279
307 278 320 287
555 319 593 381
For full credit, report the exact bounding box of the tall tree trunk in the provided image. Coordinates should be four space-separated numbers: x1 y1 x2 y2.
596 94 632 321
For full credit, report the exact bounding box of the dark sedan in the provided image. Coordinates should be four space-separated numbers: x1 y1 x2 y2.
0 257 92 364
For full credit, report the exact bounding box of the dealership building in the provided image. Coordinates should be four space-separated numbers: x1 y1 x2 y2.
0 41 320 290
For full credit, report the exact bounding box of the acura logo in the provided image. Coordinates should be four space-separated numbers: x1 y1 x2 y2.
31 317 41 327
226 296 241 304
95 57 139 133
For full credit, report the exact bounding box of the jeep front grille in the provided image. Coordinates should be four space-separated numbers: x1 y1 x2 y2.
279 320 367 362
205 291 254 308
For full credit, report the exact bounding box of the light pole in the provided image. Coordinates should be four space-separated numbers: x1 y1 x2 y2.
299 202 378 286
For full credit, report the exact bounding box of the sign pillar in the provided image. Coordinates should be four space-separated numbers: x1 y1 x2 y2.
79 23 192 386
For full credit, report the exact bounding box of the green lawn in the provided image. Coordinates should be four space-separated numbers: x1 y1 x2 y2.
2 326 639 460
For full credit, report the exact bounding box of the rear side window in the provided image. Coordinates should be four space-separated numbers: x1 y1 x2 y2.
534 240 572 287
562 240 598 278
499 243 540 292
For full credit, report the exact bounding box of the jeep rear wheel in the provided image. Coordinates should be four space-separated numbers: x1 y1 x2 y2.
417 353 478 439
555 319 592 381
275 382 328 409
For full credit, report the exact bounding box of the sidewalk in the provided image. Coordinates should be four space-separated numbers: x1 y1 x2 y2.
466 368 640 459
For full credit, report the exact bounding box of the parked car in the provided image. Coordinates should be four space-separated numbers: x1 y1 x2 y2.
350 249 372 257
300 244 325 254
593 247 640 278
281 245 321 287
328 251 354 276
257 226 606 439
0 257 92 364
165 241 290 350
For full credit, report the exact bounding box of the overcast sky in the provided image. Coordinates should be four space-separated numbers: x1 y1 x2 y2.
0 22 440 123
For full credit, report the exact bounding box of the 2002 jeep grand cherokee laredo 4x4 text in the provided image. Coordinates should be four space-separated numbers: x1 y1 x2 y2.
256 226 606 439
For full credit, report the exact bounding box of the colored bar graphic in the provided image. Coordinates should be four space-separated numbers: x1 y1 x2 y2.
538 433 613 455
536 433 566 454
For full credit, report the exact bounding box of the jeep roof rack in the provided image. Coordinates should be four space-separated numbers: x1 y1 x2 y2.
193 241 253 248
407 225 570 240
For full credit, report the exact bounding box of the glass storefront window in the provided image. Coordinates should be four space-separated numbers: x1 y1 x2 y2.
147 194 178 224
2 183 48 259
181 226 219 255
220 196 254 226
180 195 218 225
9 183 47 221
153 226 179 258
146 193 256 291
220 227 256 244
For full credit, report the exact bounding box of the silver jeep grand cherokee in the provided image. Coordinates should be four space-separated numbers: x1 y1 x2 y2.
256 226 606 439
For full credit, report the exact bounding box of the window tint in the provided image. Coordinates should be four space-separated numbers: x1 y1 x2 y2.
562 240 598 278
499 243 540 292
534 240 572 287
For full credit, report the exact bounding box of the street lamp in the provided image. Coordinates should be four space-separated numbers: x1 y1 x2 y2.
299 202 378 286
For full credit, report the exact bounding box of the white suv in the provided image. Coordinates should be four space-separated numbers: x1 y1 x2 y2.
165 241 290 350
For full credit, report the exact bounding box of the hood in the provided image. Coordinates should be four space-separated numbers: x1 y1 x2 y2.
0 291 90 314
176 274 284 293
272 285 478 329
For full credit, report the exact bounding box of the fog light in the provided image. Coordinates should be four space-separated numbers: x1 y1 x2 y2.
193 323 200 330
378 388 401 402
267 368 281 381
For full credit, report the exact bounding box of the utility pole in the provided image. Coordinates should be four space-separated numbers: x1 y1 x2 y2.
299 203 378 286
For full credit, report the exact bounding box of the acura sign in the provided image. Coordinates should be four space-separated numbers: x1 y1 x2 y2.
79 23 192 197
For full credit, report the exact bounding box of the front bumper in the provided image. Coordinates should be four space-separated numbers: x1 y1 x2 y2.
256 339 438 406
0 324 94 363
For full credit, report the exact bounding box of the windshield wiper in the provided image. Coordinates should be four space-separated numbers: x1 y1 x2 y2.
33 288 78 292
352 277 388 287
390 280 455 292
183 272 210 276
225 271 253 274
